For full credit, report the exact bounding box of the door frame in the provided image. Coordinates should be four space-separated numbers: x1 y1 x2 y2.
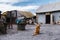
45 13 51 24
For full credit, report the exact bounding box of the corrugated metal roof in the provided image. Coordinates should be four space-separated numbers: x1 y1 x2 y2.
3 10 34 18
18 11 34 18
36 2 60 13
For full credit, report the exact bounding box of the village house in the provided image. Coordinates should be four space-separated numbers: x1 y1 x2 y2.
3 10 35 24
2 10 17 24
17 11 35 24
36 2 60 24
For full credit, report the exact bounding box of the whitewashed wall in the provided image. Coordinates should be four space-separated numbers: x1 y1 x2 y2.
37 14 45 24
17 11 22 17
52 12 60 23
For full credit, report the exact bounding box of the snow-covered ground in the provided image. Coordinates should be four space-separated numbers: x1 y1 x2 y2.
0 24 60 40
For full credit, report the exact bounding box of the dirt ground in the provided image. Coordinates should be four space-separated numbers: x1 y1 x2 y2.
0 24 60 40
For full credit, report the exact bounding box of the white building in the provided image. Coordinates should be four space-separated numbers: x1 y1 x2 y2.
36 2 60 24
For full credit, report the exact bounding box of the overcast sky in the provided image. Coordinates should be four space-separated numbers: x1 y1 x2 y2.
0 0 60 14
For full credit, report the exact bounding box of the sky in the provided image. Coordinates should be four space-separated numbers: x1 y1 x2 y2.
0 0 60 15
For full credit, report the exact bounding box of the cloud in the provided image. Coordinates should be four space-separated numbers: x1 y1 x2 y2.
0 0 29 4
0 4 39 13
0 0 39 14
1 0 60 14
